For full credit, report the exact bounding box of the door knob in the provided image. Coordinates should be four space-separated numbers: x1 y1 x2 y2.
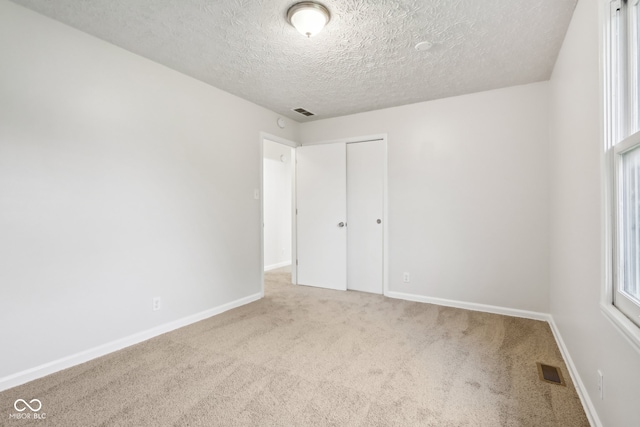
338 222 345 227
377 219 382 224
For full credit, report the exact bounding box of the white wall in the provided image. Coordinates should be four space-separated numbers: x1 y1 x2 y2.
6 3 635 424
300 83 550 314
263 140 292 270
0 0 298 383
548 0 640 425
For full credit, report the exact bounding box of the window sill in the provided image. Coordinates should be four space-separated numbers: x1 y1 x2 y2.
601 302 640 355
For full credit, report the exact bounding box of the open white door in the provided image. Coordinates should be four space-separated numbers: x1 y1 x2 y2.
296 143 347 290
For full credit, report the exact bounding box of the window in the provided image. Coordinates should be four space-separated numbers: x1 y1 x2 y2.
604 0 640 349
614 133 640 324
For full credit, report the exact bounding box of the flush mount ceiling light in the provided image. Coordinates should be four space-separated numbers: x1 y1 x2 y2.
287 2 331 38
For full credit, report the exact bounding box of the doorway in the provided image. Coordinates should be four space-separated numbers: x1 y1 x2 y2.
263 139 295 273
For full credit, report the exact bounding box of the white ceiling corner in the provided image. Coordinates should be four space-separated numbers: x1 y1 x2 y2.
10 0 577 122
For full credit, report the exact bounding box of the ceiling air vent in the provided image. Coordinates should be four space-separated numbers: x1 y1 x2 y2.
292 107 315 117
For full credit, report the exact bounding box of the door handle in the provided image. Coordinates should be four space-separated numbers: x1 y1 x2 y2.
377 219 382 224
338 222 345 227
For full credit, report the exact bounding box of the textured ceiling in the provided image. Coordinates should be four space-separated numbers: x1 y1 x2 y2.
10 0 577 122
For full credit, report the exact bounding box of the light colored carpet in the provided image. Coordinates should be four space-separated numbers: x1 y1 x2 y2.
1 268 588 426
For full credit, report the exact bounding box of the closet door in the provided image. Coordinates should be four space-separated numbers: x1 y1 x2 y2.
347 141 385 294
296 143 347 290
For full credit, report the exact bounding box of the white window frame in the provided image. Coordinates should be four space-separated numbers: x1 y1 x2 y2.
613 133 640 320
602 0 640 354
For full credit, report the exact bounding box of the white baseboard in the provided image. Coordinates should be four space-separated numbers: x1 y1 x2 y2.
0 292 262 392
264 261 291 272
385 290 549 321
0 288 602 427
385 290 600 427
547 317 602 427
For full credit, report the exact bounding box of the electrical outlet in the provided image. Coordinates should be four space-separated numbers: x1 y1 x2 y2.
153 297 161 311
403 272 411 283
597 370 604 399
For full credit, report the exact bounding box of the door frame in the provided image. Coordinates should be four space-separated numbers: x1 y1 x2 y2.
300 134 389 295
260 132 299 297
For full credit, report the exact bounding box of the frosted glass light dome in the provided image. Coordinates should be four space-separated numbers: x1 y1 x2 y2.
287 2 331 38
